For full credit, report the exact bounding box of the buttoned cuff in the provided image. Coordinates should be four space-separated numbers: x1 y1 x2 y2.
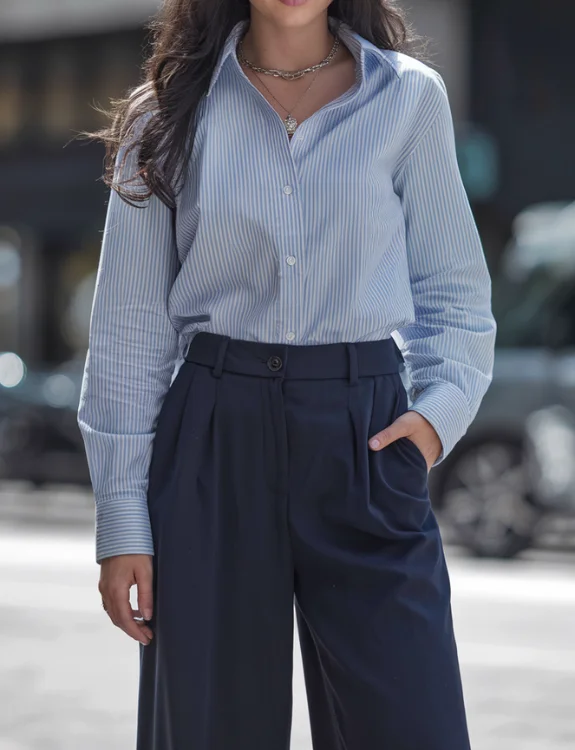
407 382 470 467
95 494 155 564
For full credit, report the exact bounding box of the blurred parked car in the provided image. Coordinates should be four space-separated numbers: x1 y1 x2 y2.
0 352 90 487
524 403 575 515
428 200 575 557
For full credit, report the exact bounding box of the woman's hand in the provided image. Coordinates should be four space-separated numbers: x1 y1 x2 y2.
99 554 154 646
368 411 442 472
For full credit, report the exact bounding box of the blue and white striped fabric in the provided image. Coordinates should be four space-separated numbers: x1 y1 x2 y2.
78 16 497 563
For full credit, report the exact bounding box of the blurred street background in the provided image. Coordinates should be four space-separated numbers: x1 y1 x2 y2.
1 0 575 748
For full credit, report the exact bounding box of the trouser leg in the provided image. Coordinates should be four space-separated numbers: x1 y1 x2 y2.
137 361 294 750
296 601 345 750
286 372 471 750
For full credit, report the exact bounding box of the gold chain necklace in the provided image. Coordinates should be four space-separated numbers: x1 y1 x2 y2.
237 33 339 80
237 34 340 136
253 67 321 136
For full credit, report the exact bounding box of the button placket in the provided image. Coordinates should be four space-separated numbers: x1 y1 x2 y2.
277 160 300 347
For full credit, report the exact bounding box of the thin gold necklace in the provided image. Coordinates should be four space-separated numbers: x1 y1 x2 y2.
253 67 321 136
237 34 339 135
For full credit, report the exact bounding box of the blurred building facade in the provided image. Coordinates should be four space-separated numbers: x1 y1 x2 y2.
0 0 573 365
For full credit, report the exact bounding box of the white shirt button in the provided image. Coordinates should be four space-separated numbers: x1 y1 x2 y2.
286 331 295 341
286 256 296 266
283 185 293 195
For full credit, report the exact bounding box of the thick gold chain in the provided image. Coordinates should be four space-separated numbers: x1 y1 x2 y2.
237 34 339 80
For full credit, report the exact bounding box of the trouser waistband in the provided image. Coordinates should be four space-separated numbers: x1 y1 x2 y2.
184 332 404 383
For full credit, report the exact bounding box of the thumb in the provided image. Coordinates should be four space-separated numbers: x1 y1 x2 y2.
369 417 408 450
136 558 154 621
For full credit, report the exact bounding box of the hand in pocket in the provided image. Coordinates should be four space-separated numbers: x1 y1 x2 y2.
368 410 442 472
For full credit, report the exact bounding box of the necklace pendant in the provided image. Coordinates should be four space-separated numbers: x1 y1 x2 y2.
285 115 298 135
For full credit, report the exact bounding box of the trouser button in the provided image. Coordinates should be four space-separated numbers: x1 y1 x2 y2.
267 355 283 372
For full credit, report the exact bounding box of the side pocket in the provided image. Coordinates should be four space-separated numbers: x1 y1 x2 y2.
147 361 198 510
367 373 431 533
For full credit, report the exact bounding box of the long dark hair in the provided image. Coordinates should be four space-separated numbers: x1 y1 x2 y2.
84 1 416 209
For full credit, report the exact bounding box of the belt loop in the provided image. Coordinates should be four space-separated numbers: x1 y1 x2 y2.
212 336 230 379
346 343 359 386
278 344 288 382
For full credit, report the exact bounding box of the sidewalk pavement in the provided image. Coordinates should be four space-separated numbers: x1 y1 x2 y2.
0 482 95 527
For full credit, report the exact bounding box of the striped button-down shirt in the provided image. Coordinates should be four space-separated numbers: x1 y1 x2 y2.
78 16 497 563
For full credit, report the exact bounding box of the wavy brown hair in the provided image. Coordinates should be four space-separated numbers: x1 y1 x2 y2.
84 1 417 209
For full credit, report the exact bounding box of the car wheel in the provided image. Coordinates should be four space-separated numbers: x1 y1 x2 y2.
439 439 542 558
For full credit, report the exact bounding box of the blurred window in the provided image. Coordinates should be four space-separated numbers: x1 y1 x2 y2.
472 0 575 217
42 44 78 140
0 227 22 352
0 54 23 145
93 37 141 123
0 31 144 145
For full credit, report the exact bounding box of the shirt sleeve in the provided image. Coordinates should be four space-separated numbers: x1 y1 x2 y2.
393 70 497 467
77 121 180 563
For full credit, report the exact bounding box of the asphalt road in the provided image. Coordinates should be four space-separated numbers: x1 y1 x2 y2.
1 522 574 750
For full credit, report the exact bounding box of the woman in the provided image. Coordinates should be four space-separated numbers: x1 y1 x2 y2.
78 0 496 748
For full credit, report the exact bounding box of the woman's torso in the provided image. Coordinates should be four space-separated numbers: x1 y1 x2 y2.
167 18 435 360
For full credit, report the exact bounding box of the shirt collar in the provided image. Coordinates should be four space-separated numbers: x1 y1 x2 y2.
205 16 401 98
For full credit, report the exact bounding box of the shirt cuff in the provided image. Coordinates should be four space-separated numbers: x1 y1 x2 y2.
95 494 155 564
407 382 470 467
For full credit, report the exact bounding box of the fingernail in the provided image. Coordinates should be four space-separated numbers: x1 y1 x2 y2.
369 438 380 449
143 609 152 621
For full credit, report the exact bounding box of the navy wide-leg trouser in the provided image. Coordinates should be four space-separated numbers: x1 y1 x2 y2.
137 332 471 750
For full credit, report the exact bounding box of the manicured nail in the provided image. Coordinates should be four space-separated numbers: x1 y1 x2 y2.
369 438 380 449
143 609 152 621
